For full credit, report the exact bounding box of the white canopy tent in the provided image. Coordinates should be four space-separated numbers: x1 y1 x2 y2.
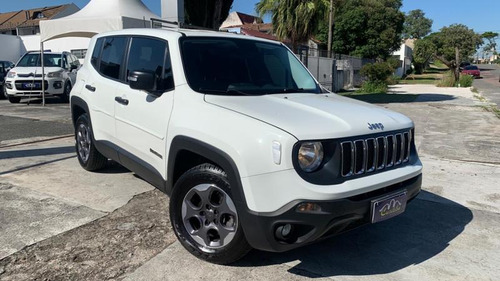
37 0 159 105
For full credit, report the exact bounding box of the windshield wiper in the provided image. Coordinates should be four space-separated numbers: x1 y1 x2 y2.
268 88 306 94
198 88 254 96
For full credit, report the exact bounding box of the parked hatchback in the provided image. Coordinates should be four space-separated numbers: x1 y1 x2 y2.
461 65 480 78
4 51 80 103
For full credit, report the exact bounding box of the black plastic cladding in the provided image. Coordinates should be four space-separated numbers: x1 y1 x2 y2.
292 128 417 185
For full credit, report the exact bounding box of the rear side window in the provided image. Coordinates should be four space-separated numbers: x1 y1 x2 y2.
126 37 174 92
100 37 128 80
91 38 104 69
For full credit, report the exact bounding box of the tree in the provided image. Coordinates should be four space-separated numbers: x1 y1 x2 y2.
482 31 499 56
331 0 405 59
403 9 433 39
432 24 483 82
256 0 329 52
412 38 436 74
185 0 233 30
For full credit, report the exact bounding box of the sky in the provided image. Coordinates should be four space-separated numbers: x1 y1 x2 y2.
1 0 499 34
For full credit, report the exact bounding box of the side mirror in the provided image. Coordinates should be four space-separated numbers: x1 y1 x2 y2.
70 65 78 71
128 70 158 95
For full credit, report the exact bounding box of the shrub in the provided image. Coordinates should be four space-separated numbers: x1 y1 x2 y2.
387 75 401 85
458 74 474 87
437 71 456 87
358 81 388 94
437 72 474 87
360 61 395 84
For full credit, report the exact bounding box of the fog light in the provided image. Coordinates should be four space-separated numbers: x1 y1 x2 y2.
53 82 62 89
5 83 12 89
281 224 292 237
297 203 321 213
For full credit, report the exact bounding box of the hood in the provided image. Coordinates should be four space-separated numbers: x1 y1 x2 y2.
12 66 64 75
204 93 414 140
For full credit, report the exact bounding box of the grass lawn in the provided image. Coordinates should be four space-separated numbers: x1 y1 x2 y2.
339 92 419 103
399 64 448 85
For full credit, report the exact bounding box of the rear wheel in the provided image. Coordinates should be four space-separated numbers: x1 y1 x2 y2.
75 113 107 171
170 164 251 264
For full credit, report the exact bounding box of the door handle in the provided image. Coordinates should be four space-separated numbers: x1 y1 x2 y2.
85 85 96 92
115 96 129 106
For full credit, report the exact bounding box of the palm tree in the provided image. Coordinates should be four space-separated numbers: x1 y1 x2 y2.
256 0 329 52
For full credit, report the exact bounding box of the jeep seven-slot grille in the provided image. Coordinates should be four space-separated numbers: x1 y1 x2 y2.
341 131 411 177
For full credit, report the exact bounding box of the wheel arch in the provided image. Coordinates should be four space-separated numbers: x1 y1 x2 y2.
167 136 245 203
70 96 89 128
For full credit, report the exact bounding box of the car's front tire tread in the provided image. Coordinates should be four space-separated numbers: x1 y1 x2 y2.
170 163 252 265
75 113 107 171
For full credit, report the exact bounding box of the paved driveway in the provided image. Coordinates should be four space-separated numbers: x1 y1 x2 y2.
0 85 499 280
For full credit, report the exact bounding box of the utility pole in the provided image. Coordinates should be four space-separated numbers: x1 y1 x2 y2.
327 0 334 58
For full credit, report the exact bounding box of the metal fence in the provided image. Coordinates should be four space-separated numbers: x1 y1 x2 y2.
296 47 374 92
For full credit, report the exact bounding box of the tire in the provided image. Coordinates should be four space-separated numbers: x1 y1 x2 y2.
0 84 5 100
8 96 20 103
60 81 71 103
170 164 251 264
75 113 107 171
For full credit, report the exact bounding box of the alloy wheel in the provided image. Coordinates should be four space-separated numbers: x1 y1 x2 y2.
182 184 238 253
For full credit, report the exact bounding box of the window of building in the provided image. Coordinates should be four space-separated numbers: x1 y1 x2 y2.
71 49 88 59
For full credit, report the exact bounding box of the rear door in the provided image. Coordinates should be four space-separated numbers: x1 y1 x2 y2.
85 36 128 143
114 36 175 179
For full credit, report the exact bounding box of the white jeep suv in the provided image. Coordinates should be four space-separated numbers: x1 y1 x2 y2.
5 51 80 103
71 28 422 264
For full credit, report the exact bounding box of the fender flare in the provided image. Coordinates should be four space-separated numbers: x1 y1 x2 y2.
70 96 89 127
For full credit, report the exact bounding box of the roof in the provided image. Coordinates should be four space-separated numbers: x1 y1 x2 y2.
240 27 279 42
94 28 282 45
220 11 263 30
40 0 158 42
0 4 73 31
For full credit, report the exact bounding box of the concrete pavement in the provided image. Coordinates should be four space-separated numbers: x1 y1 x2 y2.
0 84 499 280
122 84 500 281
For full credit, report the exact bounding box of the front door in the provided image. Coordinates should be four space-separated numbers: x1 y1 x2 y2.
114 37 175 178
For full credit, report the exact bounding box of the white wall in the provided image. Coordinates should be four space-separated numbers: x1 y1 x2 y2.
20 35 91 62
0 34 24 63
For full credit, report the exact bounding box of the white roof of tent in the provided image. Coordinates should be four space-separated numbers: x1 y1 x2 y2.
40 0 158 42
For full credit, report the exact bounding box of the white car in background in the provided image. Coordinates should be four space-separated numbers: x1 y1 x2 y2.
4 51 80 103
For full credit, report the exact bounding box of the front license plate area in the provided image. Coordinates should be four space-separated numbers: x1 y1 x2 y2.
23 83 40 88
371 191 407 223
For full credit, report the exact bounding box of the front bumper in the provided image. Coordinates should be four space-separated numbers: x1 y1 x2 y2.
239 174 422 252
5 79 64 97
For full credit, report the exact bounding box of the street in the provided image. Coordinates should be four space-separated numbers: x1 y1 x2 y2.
475 64 500 107
0 85 499 280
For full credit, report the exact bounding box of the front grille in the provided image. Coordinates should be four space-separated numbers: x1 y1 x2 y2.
14 80 49 90
18 73 43 78
341 130 412 177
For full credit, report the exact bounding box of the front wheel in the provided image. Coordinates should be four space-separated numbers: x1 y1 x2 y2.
8 96 20 103
75 113 107 171
60 82 71 103
170 164 251 264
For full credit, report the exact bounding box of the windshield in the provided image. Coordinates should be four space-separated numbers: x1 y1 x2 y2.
17 53 62 68
465 66 478 70
180 37 320 95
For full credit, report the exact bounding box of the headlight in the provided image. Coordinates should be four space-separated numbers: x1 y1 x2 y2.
47 71 63 78
7 71 16 78
298 142 324 172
